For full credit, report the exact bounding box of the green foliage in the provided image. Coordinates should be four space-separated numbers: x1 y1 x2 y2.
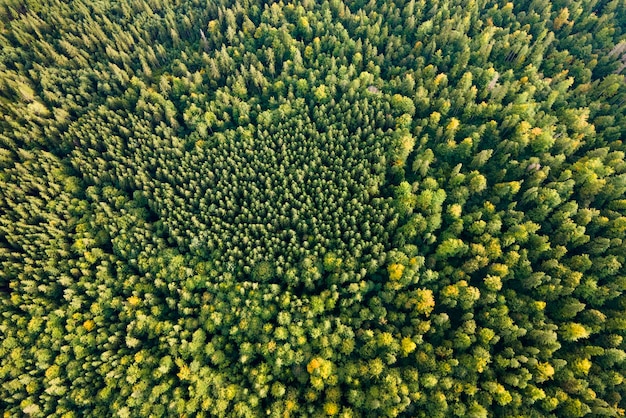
1 0 626 417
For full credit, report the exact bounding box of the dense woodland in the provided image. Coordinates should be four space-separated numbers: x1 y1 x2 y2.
1 0 626 416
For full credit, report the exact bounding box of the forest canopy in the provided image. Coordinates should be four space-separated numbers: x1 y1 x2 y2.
1 0 626 416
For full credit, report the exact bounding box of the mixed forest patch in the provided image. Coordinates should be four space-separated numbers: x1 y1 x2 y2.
1 0 626 416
